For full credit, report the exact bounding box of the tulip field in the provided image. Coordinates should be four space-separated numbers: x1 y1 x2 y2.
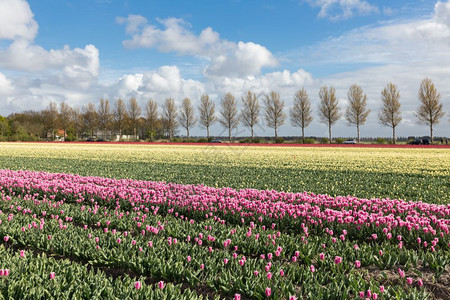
0 142 448 203
0 143 449 299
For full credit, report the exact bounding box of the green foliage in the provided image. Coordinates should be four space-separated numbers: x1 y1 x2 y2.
0 245 202 299
303 138 316 144
275 137 284 144
377 137 387 144
335 138 344 144
239 138 262 143
65 135 76 142
180 138 196 143
0 117 9 137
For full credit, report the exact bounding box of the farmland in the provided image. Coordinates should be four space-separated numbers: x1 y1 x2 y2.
0 142 449 299
0 142 448 203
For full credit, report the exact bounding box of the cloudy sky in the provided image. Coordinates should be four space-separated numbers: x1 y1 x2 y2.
0 0 449 138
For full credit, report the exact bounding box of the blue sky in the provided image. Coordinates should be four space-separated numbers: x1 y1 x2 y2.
0 0 449 138
29 0 433 77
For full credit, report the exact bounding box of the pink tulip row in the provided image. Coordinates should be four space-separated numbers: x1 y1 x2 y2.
0 169 449 239
0 169 436 299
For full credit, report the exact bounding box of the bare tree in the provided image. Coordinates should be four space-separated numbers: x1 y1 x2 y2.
240 91 260 141
416 78 445 142
128 98 141 141
70 107 82 140
264 91 286 139
59 102 72 141
290 88 313 143
114 99 127 141
379 83 402 144
198 94 217 139
345 84 370 143
318 86 341 143
145 99 159 141
178 97 197 139
43 102 59 140
98 99 112 140
219 92 240 141
136 117 146 141
161 98 178 141
82 103 98 138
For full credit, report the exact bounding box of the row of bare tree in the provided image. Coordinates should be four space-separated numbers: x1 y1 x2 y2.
162 78 445 143
1 78 446 143
296 78 445 143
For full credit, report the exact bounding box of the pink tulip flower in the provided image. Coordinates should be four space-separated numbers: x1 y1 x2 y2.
158 281 164 289
134 281 141 290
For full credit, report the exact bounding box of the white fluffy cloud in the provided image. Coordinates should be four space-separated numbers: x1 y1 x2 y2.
435 1 450 25
0 73 13 95
117 16 220 55
141 66 183 93
0 0 38 40
0 0 99 77
0 0 100 112
0 41 99 91
297 1 450 66
305 0 379 20
0 40 100 109
205 41 278 78
117 16 278 78
103 66 205 109
206 69 315 99
0 41 99 76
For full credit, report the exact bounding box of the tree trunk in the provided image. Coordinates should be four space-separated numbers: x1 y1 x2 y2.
430 124 433 143
302 127 305 144
357 124 360 143
228 127 232 142
251 126 254 141
187 128 190 139
392 126 396 145
274 126 278 139
207 126 210 140
328 123 332 143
